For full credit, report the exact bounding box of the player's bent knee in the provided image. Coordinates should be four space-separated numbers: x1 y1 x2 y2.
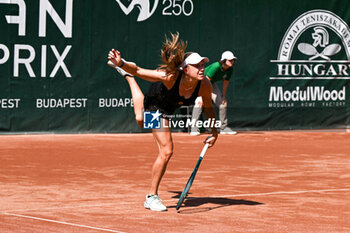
160 147 173 161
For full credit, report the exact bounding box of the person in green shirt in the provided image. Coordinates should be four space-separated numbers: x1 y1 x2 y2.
190 51 237 135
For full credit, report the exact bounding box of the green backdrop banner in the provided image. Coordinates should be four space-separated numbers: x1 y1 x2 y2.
0 0 349 133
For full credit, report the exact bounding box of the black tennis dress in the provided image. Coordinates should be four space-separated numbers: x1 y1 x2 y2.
144 71 201 117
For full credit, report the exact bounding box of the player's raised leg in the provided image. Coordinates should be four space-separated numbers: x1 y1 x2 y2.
124 76 144 127
107 60 144 127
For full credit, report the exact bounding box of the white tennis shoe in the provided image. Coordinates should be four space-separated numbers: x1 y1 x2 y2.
190 131 200 136
144 195 167 211
220 127 237 135
190 127 200 136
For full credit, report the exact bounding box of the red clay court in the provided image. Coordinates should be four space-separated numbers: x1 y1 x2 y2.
0 131 350 232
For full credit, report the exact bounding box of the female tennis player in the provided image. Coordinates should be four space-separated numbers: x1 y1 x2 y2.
107 33 217 211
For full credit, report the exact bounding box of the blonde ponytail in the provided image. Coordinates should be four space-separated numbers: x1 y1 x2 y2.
159 32 187 75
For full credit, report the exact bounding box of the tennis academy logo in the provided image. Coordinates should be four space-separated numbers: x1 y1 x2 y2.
115 0 159 22
269 9 350 108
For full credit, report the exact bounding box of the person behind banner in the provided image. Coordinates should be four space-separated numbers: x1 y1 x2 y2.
107 33 218 212
190 51 237 135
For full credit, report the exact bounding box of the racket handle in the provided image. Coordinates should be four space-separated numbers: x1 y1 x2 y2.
200 143 210 158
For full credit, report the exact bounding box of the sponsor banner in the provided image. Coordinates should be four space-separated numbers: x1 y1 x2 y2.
0 1 349 133
269 9 350 119
269 86 346 108
0 98 133 110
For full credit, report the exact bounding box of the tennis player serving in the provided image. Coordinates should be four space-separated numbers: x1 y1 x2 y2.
107 33 217 211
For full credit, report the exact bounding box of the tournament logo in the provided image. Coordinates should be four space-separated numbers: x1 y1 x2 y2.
269 10 350 108
115 0 159 22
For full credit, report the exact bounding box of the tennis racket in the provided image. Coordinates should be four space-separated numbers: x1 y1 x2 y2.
176 137 212 210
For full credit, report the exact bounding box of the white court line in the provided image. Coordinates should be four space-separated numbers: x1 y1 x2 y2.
1 188 349 232
0 203 116 214
2 212 126 233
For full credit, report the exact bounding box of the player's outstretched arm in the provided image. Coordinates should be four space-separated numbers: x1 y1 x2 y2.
108 49 170 83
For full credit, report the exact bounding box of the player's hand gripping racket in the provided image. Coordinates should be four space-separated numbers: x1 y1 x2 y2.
176 136 214 211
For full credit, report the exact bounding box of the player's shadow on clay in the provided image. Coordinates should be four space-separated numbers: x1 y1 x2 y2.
169 191 263 214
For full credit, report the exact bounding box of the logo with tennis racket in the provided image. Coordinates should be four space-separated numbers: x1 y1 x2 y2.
143 110 161 129
297 27 341 61
269 10 350 108
270 10 350 80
